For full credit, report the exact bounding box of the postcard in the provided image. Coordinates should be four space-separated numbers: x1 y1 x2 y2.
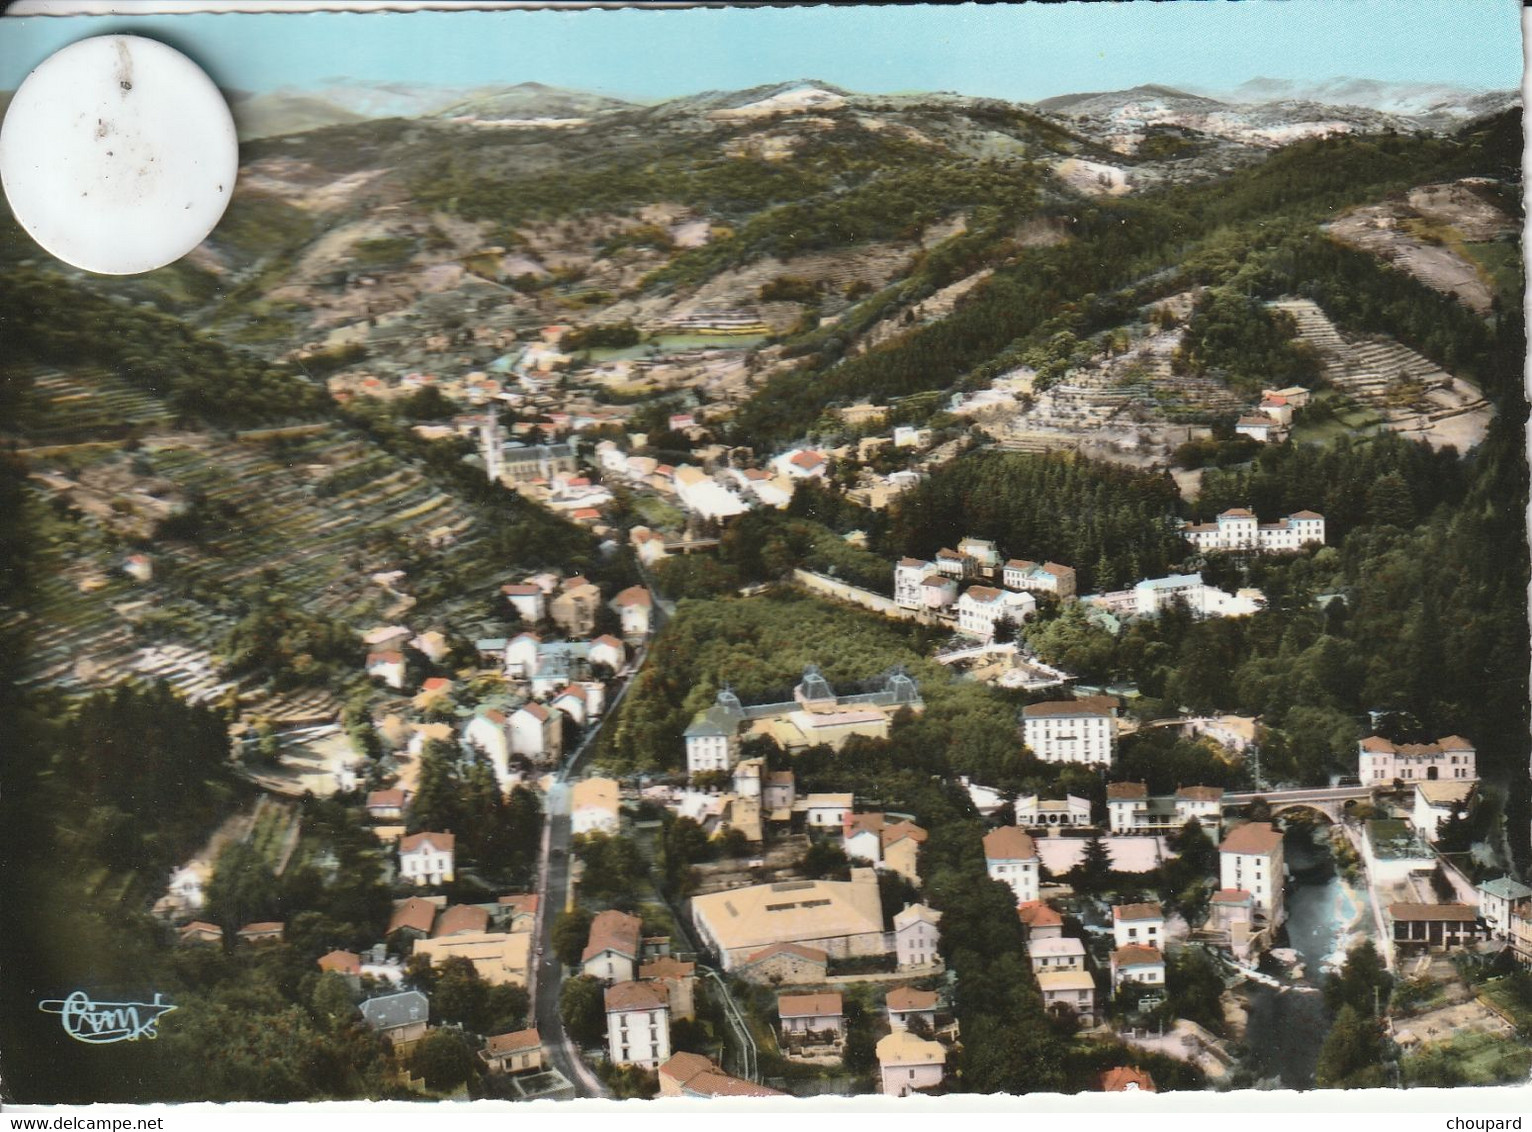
0 0 1526 1115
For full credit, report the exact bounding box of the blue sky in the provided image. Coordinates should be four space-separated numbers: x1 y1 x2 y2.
0 1 1522 103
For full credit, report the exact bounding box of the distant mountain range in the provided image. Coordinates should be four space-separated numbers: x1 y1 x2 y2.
216 76 1517 142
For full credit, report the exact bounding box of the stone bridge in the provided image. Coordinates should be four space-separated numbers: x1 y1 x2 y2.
1222 786 1376 824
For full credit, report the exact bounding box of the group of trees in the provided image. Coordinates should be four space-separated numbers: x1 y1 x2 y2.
409 740 543 886
1316 941 1394 1089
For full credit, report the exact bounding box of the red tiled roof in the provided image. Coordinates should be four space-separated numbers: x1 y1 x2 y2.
659 1054 784 1097
1017 901 1062 929
400 831 455 854
639 957 696 980
1360 735 1396 752
1024 698 1113 718
367 788 407 809
1113 902 1164 923
777 992 842 1018
886 986 938 1011
742 942 829 966
1389 903 1479 922
501 583 542 596
518 702 550 722
486 1028 541 1055
498 893 540 915
583 909 643 963
604 980 668 1013
1211 889 1252 904
1289 510 1324 520
844 812 886 838
1112 944 1164 966
388 897 438 936
1175 785 1224 802
433 904 490 937
882 821 928 848
238 921 284 936
1100 1066 1157 1092
318 949 361 975
983 826 1038 861
1220 822 1282 856
1107 781 1148 800
612 585 652 607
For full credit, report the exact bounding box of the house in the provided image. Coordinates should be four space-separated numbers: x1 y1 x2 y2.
685 691 744 775
432 904 490 938
412 676 453 712
177 921 222 946
366 788 410 821
956 585 1036 641
498 893 540 933
1511 906 1532 967
690 870 886 971
571 777 621 836
894 558 936 609
1023 697 1117 765
387 896 440 941
732 757 764 799
983 826 1040 905
892 902 941 974
551 687 587 727
639 957 697 1021
1112 903 1164 950
500 582 547 624
502 632 541 679
1038 970 1097 1026
1100 1066 1156 1092
657 1053 786 1098
589 634 626 674
933 547 973 580
881 822 927 886
799 793 855 830
777 991 844 1052
236 921 284 945
463 708 512 783
366 650 405 689
630 525 670 566
843 813 887 865
876 1030 946 1097
886 986 939 1032
1478 877 1532 939
510 702 562 764
1003 559 1078 600
550 578 603 637
398 832 455 886
1110 944 1166 993
1389 903 1487 953
1014 794 1092 830
610 585 654 639
893 425 931 449
605 981 671 1069
359 990 429 1047
774 448 828 480
1178 508 1325 553
764 770 796 814
1358 734 1477 784
582 909 643 984
1017 901 1063 941
1029 936 1087 974
734 942 831 985
1234 415 1286 443
1174 786 1225 833
481 1028 544 1075
957 536 1003 576
1412 780 1476 843
317 949 361 979
1219 822 1284 928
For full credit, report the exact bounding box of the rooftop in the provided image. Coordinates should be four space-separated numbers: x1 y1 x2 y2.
1113 902 1164 923
777 992 842 1018
605 980 668 1013
691 875 882 955
983 825 1038 862
1220 822 1283 856
886 986 939 1011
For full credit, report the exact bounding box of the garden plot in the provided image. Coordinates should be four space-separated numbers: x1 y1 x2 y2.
8 365 175 446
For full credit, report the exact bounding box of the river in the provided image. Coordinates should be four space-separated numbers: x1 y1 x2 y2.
1240 821 1371 1089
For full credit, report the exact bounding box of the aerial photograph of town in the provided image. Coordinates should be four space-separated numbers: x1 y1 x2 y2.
0 0 1526 1112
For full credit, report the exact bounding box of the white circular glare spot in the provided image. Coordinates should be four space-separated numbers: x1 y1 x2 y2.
0 35 237 275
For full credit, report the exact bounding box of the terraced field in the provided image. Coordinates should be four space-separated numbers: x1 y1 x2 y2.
10 422 509 711
7 364 176 446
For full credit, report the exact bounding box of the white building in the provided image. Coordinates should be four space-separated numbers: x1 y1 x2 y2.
893 903 942 970
398 832 455 886
876 1031 946 1097
463 709 513 785
800 793 854 829
1037 970 1097 1025
1234 415 1287 443
956 585 1036 641
588 634 626 674
983 826 1040 904
1029 936 1087 974
1358 734 1477 784
366 651 405 689
894 558 936 609
572 777 621 836
502 632 541 679
510 702 562 763
605 981 671 1069
1110 945 1165 993
673 465 749 521
1022 697 1117 765
1003 559 1078 600
1013 794 1092 830
500 582 547 623
684 692 743 775
893 426 932 449
1477 877 1532 939
1219 822 1285 928
1111 902 1165 950
1412 781 1475 843
610 586 654 639
773 449 829 480
1179 508 1326 553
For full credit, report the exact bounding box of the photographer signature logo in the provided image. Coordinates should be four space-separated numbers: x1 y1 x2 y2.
38 990 177 1044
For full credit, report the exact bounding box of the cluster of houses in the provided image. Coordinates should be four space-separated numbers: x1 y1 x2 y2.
1177 507 1326 553
1233 386 1313 444
894 536 1075 642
